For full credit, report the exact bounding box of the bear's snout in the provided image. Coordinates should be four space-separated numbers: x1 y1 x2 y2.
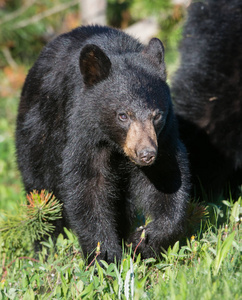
137 148 157 165
123 120 158 166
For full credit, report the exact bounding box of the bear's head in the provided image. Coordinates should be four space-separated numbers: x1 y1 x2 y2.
79 38 172 167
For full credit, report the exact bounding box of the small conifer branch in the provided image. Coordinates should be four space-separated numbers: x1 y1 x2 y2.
0 190 63 248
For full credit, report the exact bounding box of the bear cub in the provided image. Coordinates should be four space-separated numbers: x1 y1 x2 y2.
16 25 190 263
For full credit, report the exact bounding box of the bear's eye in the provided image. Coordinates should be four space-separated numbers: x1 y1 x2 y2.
154 113 162 123
118 113 128 122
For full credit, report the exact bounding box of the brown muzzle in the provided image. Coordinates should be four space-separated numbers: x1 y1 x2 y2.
123 120 158 166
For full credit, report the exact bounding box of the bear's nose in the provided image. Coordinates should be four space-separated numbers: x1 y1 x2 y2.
138 149 156 165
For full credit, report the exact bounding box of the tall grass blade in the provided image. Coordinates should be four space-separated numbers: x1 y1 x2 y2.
213 231 235 276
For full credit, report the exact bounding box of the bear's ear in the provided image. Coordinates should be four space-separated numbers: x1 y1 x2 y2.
79 44 111 87
143 38 166 80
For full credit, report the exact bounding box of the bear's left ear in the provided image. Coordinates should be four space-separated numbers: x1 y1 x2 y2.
143 38 166 80
79 44 111 87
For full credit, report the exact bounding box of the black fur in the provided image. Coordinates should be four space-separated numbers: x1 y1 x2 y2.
172 0 242 199
16 25 190 263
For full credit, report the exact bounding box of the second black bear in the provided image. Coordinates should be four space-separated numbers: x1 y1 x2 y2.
16 25 190 263
172 0 242 199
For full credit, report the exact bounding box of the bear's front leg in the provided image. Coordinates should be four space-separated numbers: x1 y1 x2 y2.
61 150 125 264
63 182 123 263
129 145 190 259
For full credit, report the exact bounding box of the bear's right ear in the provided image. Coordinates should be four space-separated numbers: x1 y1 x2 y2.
79 44 111 87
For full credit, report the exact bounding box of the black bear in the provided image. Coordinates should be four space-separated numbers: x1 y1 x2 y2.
16 25 190 263
172 0 242 199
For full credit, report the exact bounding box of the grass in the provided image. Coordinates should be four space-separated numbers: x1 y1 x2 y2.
0 69 242 299
0 68 23 214
0 200 241 299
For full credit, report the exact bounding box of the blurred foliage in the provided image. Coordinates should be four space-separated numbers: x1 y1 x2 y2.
0 0 80 67
107 0 132 28
131 0 185 74
130 1 185 49
0 0 185 68
0 0 80 211
0 66 23 213
130 0 172 19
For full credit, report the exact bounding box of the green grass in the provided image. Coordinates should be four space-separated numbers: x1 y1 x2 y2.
0 70 23 213
0 200 241 299
0 70 241 299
